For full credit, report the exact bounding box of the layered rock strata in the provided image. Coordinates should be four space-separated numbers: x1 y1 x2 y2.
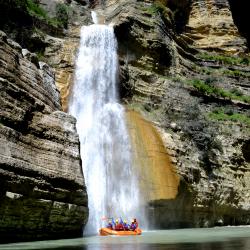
39 0 91 111
183 0 248 54
46 25 82 111
0 31 88 243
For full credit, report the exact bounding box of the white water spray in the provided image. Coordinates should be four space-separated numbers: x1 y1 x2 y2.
91 11 98 25
69 24 143 234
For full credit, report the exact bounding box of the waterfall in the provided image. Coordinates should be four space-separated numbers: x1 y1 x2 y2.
91 11 98 25
68 24 143 234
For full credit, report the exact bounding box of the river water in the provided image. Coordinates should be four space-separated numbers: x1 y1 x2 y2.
1 227 249 250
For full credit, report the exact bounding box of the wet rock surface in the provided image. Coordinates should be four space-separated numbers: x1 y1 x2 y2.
0 31 88 243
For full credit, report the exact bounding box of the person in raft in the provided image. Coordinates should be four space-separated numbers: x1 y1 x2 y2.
107 220 113 229
107 218 138 231
130 218 138 231
123 220 129 230
114 219 124 231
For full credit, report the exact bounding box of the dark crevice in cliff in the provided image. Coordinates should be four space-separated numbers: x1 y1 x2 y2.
228 0 250 48
166 0 191 33
147 179 195 228
148 176 249 228
242 140 250 162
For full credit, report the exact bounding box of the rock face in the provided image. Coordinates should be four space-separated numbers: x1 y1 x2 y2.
46 25 82 111
126 110 179 202
0 31 88 243
0 0 91 111
183 0 248 54
40 0 91 111
95 0 250 227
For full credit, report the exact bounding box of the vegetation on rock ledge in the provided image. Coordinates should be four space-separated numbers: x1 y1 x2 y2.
26 0 70 29
0 0 70 31
198 52 250 66
208 108 250 126
189 79 250 104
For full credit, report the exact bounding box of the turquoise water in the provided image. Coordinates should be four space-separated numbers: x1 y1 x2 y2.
0 227 250 250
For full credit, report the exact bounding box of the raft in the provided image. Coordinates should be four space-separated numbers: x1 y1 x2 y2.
99 227 142 236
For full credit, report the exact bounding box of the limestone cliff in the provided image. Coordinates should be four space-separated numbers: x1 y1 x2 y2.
38 0 91 111
0 0 91 111
92 0 250 227
46 25 81 111
0 31 88 242
183 0 248 54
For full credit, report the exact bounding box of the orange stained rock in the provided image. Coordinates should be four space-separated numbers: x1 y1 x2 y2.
56 70 73 112
55 26 81 112
126 110 179 202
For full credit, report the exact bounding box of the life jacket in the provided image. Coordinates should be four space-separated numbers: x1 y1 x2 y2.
123 223 129 230
115 223 123 231
130 222 136 231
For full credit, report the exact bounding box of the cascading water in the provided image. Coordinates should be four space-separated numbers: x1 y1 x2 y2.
69 23 143 234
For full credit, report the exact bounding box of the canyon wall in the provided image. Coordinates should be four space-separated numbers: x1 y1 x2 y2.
183 0 247 54
0 31 88 242
39 0 91 111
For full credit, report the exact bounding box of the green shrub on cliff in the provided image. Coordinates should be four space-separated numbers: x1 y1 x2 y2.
146 1 173 24
222 69 250 78
189 79 250 104
55 3 70 29
197 66 250 78
26 0 48 19
198 53 250 66
148 2 165 15
208 109 250 126
230 87 243 97
25 0 69 29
